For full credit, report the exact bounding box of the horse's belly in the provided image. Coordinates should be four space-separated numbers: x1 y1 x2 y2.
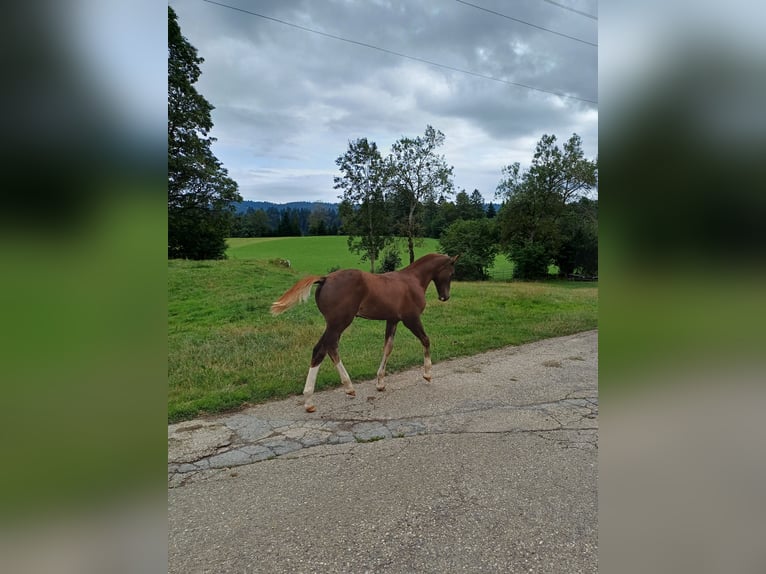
355 309 392 321
355 302 398 321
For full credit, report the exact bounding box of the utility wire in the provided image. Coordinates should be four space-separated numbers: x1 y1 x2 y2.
542 0 598 21
454 0 596 47
201 0 597 105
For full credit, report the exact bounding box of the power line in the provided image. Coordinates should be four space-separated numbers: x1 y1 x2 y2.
454 0 596 47
542 0 598 21
201 0 597 105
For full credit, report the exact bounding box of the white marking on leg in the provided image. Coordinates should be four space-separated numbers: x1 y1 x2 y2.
423 352 432 382
376 338 394 390
376 355 387 390
335 360 355 396
303 365 319 412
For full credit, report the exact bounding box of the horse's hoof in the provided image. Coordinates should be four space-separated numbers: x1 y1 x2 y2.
423 375 432 382
376 386 386 392
345 389 356 397
305 405 316 413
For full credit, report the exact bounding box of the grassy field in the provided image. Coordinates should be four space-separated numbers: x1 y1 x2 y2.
226 235 539 279
169 240 597 422
226 236 441 274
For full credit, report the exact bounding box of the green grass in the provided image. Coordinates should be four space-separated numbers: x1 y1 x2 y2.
169 245 598 422
488 253 514 279
225 235 552 280
226 236 440 274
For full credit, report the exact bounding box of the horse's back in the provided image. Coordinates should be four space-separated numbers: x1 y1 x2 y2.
316 268 422 321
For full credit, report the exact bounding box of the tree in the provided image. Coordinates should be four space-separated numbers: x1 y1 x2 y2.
168 7 241 259
439 219 499 280
470 189 487 219
556 197 598 277
231 207 270 237
454 189 485 221
495 161 561 279
421 197 442 238
276 208 301 236
308 203 332 236
377 250 402 273
248 208 271 237
495 133 597 279
389 125 454 264
335 138 393 272
422 194 458 238
261 207 279 233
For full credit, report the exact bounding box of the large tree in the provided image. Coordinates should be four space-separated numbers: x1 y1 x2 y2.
454 189 486 221
389 125 454 264
335 138 392 272
168 6 240 259
556 197 598 277
496 133 597 279
439 219 499 280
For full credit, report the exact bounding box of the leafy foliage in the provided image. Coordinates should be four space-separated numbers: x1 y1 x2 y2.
496 133 597 279
168 7 241 259
439 219 499 280
454 189 486 221
377 249 402 273
509 241 550 280
230 204 340 237
389 126 454 264
556 197 598 277
335 138 393 272
231 207 271 237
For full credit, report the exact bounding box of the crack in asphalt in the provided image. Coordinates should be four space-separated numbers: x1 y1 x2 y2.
168 392 598 487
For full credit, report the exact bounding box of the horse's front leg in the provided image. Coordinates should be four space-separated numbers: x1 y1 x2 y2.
403 317 432 382
376 320 398 391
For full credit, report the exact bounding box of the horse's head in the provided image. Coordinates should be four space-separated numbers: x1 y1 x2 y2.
434 255 459 301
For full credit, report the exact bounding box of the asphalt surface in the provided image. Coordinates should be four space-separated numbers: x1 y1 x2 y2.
168 330 598 573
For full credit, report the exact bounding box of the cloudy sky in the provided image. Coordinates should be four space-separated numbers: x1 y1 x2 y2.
169 0 597 204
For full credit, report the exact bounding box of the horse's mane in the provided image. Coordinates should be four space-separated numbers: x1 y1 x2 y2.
403 253 451 270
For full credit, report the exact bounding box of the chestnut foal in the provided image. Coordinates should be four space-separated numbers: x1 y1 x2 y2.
271 253 458 412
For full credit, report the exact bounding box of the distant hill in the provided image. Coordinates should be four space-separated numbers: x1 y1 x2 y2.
233 200 338 214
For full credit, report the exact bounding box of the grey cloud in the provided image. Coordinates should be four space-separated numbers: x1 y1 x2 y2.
169 0 597 202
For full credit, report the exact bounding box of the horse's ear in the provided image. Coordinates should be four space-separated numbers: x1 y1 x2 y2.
450 254 460 264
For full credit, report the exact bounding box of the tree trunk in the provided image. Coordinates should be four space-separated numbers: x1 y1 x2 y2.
368 232 375 273
408 205 416 264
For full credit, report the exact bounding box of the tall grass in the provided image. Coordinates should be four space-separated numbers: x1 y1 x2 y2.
169 251 597 422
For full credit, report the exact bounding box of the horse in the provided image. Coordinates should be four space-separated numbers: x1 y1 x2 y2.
270 253 459 412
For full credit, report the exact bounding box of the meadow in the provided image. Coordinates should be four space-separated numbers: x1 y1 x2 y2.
169 236 597 422
226 235 516 278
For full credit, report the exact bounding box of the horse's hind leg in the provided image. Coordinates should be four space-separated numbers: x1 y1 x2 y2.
303 329 334 412
403 317 432 382
303 321 354 412
302 365 320 413
302 338 326 413
376 320 398 391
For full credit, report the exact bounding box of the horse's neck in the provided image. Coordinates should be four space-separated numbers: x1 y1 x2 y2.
402 259 439 291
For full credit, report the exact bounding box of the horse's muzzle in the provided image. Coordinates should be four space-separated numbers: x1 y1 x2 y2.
438 295 450 302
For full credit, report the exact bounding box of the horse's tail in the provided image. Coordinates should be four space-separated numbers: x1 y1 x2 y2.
270 275 324 316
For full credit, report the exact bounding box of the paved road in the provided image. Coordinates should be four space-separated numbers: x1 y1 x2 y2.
168 330 597 573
